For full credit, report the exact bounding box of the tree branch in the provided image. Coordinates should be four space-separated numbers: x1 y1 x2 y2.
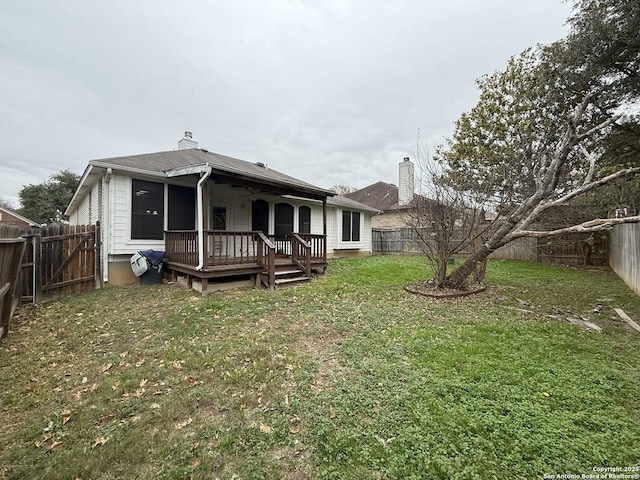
580 145 597 185
545 165 640 208
577 113 622 140
510 215 640 239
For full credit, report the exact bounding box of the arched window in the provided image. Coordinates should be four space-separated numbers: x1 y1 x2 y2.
299 206 311 233
274 203 294 237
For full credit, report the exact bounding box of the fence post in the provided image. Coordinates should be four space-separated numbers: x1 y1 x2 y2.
33 231 42 304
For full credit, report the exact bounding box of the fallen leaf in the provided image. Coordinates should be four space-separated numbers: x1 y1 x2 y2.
174 418 193 430
329 405 337 419
50 441 64 451
289 425 300 434
96 413 115 426
101 363 113 373
139 378 148 388
543 392 551 397
191 458 201 468
259 423 273 433
112 381 121 391
92 436 109 448
131 415 142 423
153 389 162 395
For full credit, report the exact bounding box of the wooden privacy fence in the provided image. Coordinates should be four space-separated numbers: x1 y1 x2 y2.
373 227 609 266
0 234 26 339
19 224 100 304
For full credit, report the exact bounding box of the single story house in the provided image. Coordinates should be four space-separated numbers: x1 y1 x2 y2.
65 132 378 291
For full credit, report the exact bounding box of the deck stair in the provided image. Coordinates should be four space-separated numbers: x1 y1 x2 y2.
272 267 311 289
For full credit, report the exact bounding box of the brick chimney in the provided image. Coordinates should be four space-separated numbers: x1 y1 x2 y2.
178 131 198 150
398 157 414 206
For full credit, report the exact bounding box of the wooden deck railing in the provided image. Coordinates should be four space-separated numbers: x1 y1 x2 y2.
165 230 198 266
256 232 276 289
206 230 259 266
166 230 263 267
291 234 311 277
165 230 326 289
298 234 326 262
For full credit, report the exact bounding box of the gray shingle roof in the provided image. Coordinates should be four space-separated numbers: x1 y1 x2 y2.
90 148 332 196
344 181 400 211
327 195 381 213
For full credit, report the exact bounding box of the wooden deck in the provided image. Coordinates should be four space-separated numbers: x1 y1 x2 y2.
164 230 327 291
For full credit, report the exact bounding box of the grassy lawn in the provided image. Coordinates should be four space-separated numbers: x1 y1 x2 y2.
1 256 639 479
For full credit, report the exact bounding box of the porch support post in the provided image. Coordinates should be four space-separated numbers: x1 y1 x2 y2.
323 198 327 261
202 180 211 230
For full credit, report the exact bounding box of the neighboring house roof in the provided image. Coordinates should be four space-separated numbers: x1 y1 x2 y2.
327 195 382 214
0 206 40 227
344 181 402 212
67 148 335 215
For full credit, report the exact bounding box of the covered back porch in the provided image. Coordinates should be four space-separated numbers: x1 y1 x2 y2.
161 161 332 291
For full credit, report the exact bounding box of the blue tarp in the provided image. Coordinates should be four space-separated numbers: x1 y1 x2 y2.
139 249 165 268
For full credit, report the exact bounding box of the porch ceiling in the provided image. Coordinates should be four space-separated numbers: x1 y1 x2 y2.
167 162 331 201
210 171 328 201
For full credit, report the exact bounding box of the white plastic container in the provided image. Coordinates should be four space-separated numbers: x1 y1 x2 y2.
130 252 149 277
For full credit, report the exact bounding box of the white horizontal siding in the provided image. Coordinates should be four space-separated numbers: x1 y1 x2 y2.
326 207 373 256
106 175 373 257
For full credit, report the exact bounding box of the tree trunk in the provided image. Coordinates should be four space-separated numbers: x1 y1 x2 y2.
445 215 519 289
444 245 493 289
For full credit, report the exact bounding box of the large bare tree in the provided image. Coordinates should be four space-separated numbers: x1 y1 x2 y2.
404 149 494 288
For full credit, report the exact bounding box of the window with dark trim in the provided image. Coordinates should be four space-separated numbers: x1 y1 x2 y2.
131 179 164 240
168 184 195 231
341 210 360 242
212 206 227 230
274 203 294 236
298 206 311 234
252 199 269 233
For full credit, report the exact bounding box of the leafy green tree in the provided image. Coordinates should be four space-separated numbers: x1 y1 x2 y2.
431 0 640 289
563 0 640 106
18 170 80 224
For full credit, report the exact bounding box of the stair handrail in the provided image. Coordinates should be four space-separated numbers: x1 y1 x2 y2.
256 232 276 289
291 233 312 278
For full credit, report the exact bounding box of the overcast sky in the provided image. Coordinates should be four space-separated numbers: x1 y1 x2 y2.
0 0 573 207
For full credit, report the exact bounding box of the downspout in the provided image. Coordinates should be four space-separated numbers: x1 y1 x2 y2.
103 168 112 284
196 164 213 271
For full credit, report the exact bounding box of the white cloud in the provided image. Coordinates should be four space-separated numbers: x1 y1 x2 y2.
0 0 571 205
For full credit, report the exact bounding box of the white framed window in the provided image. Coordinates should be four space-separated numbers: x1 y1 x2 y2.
341 210 361 242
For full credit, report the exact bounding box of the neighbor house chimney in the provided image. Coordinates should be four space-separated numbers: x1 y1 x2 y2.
178 131 198 150
398 157 415 206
